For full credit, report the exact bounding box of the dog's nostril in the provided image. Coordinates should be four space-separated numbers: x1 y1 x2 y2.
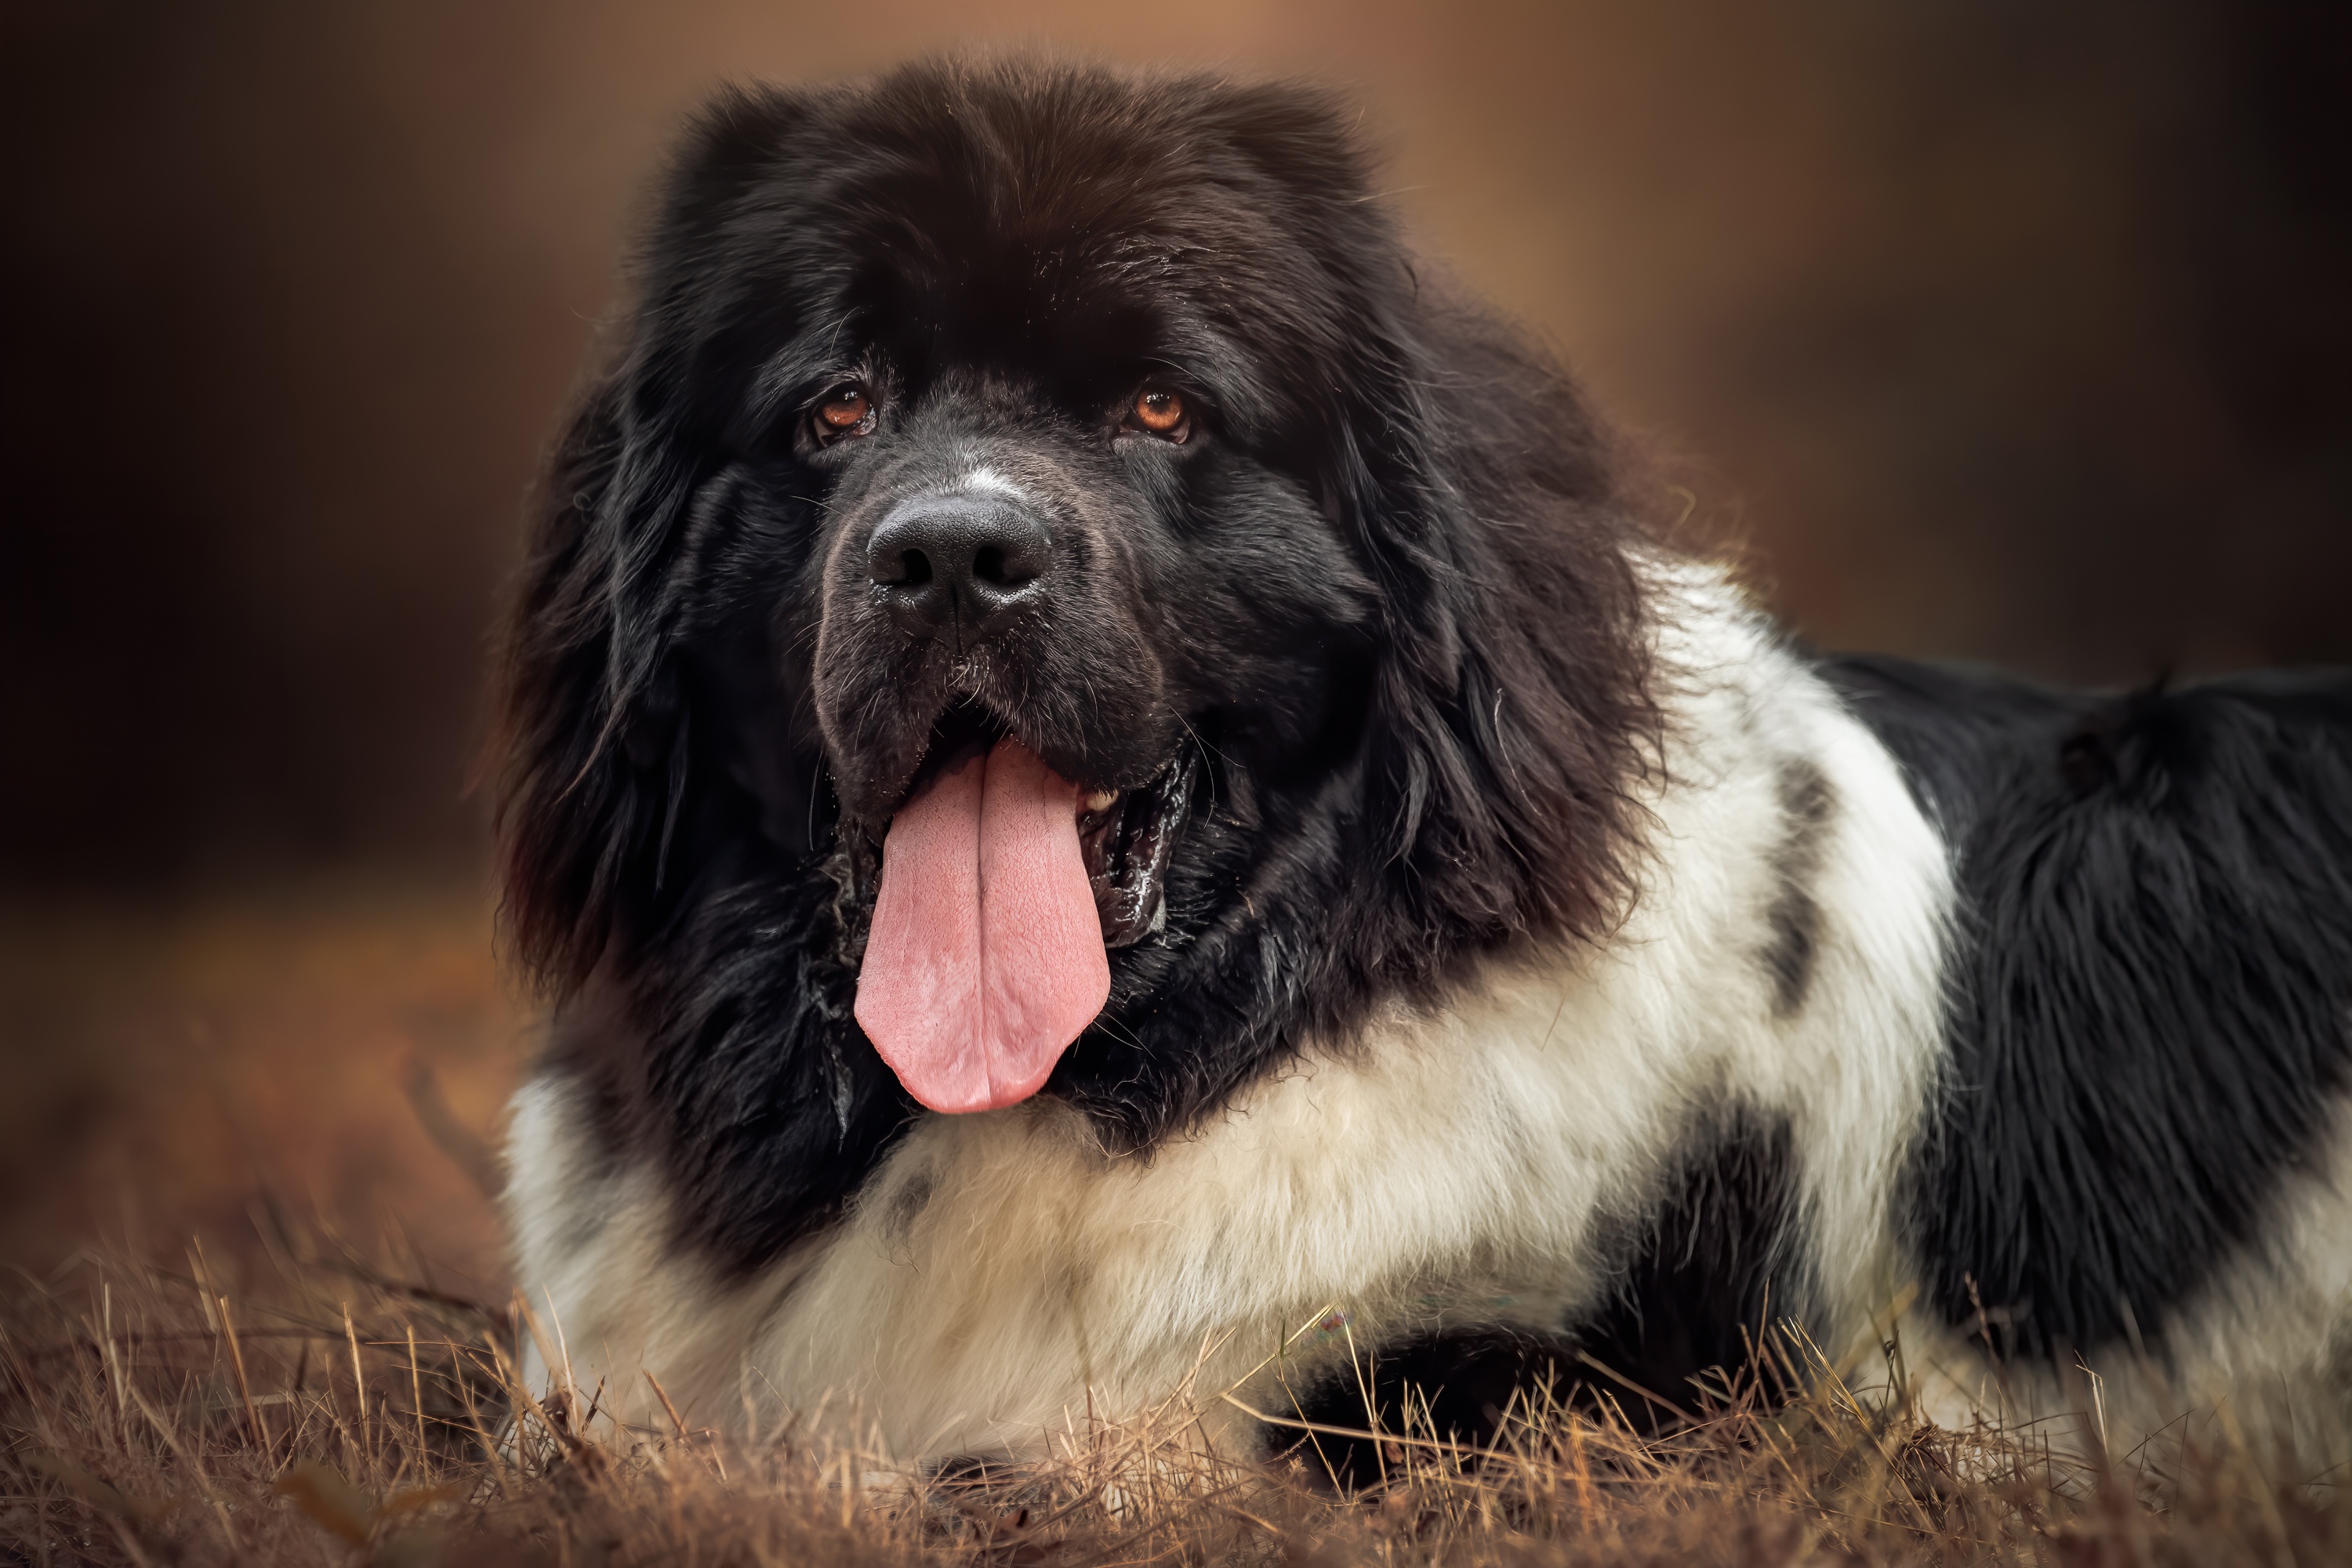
973 544 1014 586
900 549 933 587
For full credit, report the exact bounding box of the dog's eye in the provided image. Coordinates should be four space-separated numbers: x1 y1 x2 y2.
813 384 875 441
1127 388 1189 441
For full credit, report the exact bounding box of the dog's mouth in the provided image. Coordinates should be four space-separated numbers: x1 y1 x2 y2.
885 704 1189 949
850 702 1191 1115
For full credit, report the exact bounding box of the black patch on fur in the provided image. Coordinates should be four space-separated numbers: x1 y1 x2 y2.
492 57 1661 1277
1290 1109 1802 1488
881 1168 933 1241
1824 654 2352 1359
1572 1108 1806 1416
1759 758 1836 1016
1287 1325 1574 1492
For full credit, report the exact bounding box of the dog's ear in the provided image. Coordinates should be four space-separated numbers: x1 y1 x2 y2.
493 86 815 992
1197 83 1430 541
1206 80 1657 953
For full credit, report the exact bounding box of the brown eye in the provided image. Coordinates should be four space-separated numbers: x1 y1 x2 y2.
815 385 872 435
1130 387 1186 437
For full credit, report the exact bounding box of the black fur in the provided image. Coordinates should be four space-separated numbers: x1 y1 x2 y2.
1759 759 1837 1017
494 59 1659 1279
1826 655 2352 1358
1290 1326 1573 1490
1573 1109 1806 1414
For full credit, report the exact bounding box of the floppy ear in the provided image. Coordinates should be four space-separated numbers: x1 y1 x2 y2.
1210 82 1658 950
493 85 815 991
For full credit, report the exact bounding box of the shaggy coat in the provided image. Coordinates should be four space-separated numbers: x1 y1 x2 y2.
495 57 2352 1474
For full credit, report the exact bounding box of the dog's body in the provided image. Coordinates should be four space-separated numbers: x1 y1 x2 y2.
495 58 2352 1471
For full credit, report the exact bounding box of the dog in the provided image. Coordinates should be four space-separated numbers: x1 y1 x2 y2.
493 56 2352 1474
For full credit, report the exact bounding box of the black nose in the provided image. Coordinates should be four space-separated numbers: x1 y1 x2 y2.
865 494 1051 644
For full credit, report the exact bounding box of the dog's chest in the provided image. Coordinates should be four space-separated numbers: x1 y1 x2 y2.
736 972 1658 1454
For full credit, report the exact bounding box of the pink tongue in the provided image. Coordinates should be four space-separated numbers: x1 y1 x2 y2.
854 737 1110 1114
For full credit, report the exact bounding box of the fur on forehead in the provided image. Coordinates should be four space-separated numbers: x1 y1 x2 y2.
644 58 1394 448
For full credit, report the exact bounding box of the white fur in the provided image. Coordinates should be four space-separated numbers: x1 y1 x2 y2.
953 464 1027 499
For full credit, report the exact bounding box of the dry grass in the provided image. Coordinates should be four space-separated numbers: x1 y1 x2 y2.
5 1225 2350 1568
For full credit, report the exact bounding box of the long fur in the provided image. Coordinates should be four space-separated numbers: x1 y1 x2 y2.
493 56 2352 1470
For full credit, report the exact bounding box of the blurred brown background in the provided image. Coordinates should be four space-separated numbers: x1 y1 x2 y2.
2 1 2347 1279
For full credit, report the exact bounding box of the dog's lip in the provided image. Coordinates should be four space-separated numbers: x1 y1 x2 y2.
883 704 1007 815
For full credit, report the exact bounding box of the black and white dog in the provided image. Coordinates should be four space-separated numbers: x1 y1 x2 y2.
495 56 2352 1470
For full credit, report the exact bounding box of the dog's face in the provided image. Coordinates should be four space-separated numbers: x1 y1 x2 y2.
794 310 1374 940
777 182 1397 1107
735 88 1392 827
572 63 1431 1110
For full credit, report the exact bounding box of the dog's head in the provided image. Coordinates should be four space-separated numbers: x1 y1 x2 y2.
497 57 1655 1140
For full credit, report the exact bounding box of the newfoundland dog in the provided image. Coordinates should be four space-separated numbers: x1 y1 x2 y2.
495 56 2352 1472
